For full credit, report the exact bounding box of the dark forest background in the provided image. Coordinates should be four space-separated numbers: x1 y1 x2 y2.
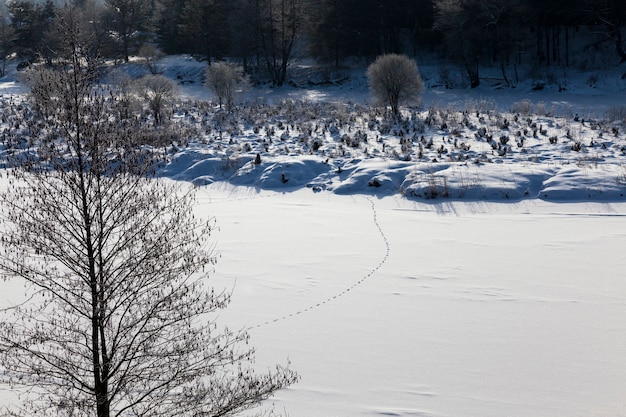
1 0 625 87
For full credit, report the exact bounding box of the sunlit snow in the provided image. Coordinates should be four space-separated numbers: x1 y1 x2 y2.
1 56 626 417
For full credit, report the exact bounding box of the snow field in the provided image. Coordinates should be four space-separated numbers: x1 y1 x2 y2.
1 159 625 417
197 185 626 417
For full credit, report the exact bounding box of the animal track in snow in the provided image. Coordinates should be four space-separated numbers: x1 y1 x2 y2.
248 197 390 330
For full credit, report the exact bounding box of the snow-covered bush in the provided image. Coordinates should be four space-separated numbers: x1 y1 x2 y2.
108 69 141 120
511 100 533 116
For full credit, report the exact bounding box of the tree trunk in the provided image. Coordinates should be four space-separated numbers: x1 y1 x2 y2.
536 27 542 64
123 35 130 63
464 56 480 88
96 385 110 417
552 26 560 65
565 26 569 67
544 25 550 66
610 25 626 63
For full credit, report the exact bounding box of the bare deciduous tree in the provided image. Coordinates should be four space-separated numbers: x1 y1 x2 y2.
0 18 297 417
138 44 164 74
367 54 424 116
178 0 230 64
0 10 14 77
206 61 249 110
253 0 307 86
434 0 482 88
137 73 177 124
434 0 522 88
578 0 626 64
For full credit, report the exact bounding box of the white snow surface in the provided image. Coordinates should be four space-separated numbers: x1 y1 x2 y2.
198 186 626 417
1 57 626 416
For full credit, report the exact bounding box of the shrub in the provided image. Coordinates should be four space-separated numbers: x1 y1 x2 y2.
367 54 424 116
20 66 64 116
511 99 533 116
606 106 626 122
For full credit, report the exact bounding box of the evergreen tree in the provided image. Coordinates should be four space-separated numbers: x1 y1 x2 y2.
8 0 38 56
103 0 154 62
154 0 187 54
0 10 14 76
179 0 230 63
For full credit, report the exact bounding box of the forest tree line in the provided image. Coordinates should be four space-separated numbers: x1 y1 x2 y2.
1 0 626 87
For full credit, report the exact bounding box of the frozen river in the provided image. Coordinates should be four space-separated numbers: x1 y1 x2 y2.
1 184 625 417
198 186 626 417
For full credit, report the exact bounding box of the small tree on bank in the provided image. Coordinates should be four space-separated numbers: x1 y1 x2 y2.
138 73 177 124
206 61 248 110
367 54 424 116
0 16 297 417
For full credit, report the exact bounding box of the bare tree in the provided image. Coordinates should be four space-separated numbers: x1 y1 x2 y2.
367 54 424 116
254 0 306 86
227 0 259 73
138 44 165 74
578 0 626 64
0 17 297 417
137 73 177 124
60 1 110 60
178 0 230 63
0 11 14 76
206 61 249 110
434 0 483 88
477 0 516 86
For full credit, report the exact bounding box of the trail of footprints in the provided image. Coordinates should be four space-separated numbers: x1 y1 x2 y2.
249 197 390 330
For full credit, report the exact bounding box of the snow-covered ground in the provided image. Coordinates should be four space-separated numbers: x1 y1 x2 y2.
138 57 626 203
1 57 626 417
198 186 626 417
2 183 625 417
